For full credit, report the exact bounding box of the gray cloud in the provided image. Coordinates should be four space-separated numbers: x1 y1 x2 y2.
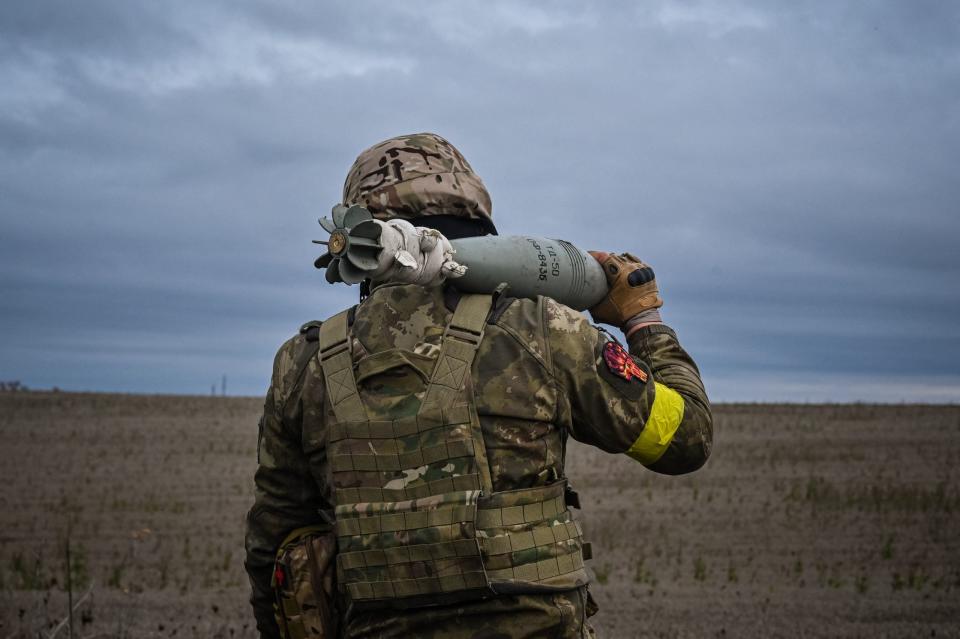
1 1 958 401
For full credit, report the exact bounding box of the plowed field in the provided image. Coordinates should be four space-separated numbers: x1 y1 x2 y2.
1 393 958 638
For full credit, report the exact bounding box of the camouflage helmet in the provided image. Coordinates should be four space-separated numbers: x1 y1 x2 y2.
342 133 495 234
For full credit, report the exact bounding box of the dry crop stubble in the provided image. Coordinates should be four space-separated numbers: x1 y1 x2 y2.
1 394 958 638
0 392 261 637
569 404 960 637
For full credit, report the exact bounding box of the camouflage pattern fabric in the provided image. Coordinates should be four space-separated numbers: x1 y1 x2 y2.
245 283 712 638
272 526 338 638
341 133 493 228
320 294 588 606
344 586 597 639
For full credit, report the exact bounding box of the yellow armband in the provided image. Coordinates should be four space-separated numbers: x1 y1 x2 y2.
625 382 685 465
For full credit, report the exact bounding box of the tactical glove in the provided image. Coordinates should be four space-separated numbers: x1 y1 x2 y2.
588 251 663 329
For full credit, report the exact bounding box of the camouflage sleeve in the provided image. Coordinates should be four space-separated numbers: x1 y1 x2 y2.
244 333 325 638
626 323 712 475
544 298 712 475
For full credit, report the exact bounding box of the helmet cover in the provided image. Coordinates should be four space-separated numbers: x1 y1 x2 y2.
342 133 493 230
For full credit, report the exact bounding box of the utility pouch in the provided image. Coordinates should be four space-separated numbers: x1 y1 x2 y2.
272 525 338 639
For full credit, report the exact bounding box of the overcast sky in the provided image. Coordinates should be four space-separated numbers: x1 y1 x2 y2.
1 1 958 402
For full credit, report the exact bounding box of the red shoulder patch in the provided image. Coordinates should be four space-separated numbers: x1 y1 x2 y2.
603 341 648 383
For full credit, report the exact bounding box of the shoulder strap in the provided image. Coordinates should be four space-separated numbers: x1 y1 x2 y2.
420 294 494 495
318 310 367 423
421 294 492 405
319 295 492 424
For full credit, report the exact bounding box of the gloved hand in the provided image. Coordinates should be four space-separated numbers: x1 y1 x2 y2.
375 219 466 286
588 251 663 331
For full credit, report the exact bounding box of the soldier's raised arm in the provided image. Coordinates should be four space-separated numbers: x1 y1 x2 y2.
244 326 328 638
547 252 712 475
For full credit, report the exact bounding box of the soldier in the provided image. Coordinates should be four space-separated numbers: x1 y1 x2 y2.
245 133 712 638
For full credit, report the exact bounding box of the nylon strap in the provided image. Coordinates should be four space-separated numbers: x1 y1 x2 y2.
418 294 494 496
318 310 367 423
479 520 582 565
346 571 489 601
475 493 566 529
484 553 587 584
421 294 490 403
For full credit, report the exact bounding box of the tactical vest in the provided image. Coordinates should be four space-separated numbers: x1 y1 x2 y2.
318 293 588 608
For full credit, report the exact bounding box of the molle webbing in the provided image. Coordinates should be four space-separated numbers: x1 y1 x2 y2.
319 294 588 607
475 481 587 588
320 294 495 604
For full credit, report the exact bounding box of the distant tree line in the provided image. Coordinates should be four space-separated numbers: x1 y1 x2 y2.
0 381 28 392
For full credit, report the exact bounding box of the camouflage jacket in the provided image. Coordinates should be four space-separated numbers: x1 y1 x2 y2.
244 283 712 638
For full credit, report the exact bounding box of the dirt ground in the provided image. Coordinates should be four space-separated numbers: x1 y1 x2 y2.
1 392 958 638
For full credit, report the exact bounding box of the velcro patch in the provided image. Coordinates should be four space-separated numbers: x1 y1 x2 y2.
603 342 648 383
